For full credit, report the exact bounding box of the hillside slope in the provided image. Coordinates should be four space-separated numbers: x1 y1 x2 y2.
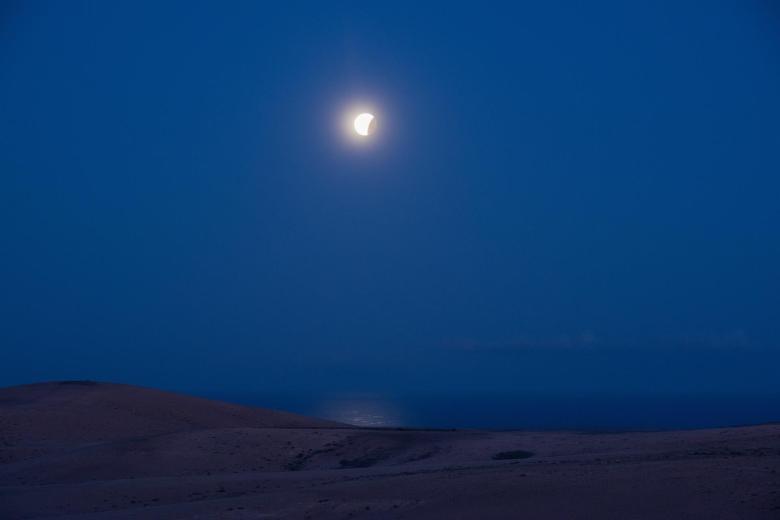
0 381 340 445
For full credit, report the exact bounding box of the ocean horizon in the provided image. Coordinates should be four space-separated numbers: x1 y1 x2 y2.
204 391 780 431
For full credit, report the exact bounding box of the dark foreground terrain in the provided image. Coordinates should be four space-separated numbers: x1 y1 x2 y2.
0 382 778 519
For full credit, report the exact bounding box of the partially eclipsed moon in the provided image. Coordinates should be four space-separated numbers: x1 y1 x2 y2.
354 113 375 136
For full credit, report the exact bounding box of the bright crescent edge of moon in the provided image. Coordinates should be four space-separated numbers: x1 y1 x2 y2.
354 113 375 136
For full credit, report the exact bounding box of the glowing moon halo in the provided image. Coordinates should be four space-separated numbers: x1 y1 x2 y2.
353 113 375 136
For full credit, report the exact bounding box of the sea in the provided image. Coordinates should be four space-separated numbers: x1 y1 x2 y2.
208 391 780 430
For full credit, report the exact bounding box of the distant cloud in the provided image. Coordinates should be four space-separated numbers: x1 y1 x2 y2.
443 329 752 352
442 331 601 352
656 330 749 350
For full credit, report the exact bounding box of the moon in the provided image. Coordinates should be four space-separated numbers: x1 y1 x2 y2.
353 113 375 136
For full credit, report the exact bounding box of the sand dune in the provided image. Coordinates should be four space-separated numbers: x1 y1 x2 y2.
1 381 778 518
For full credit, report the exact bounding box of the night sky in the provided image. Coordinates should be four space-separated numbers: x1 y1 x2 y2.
2 1 779 427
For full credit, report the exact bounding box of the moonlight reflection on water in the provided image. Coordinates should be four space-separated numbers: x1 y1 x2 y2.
320 396 402 427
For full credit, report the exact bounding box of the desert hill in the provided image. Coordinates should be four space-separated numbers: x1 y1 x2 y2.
0 380 340 446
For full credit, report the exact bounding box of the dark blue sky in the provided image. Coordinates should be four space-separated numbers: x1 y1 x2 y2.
2 1 779 416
